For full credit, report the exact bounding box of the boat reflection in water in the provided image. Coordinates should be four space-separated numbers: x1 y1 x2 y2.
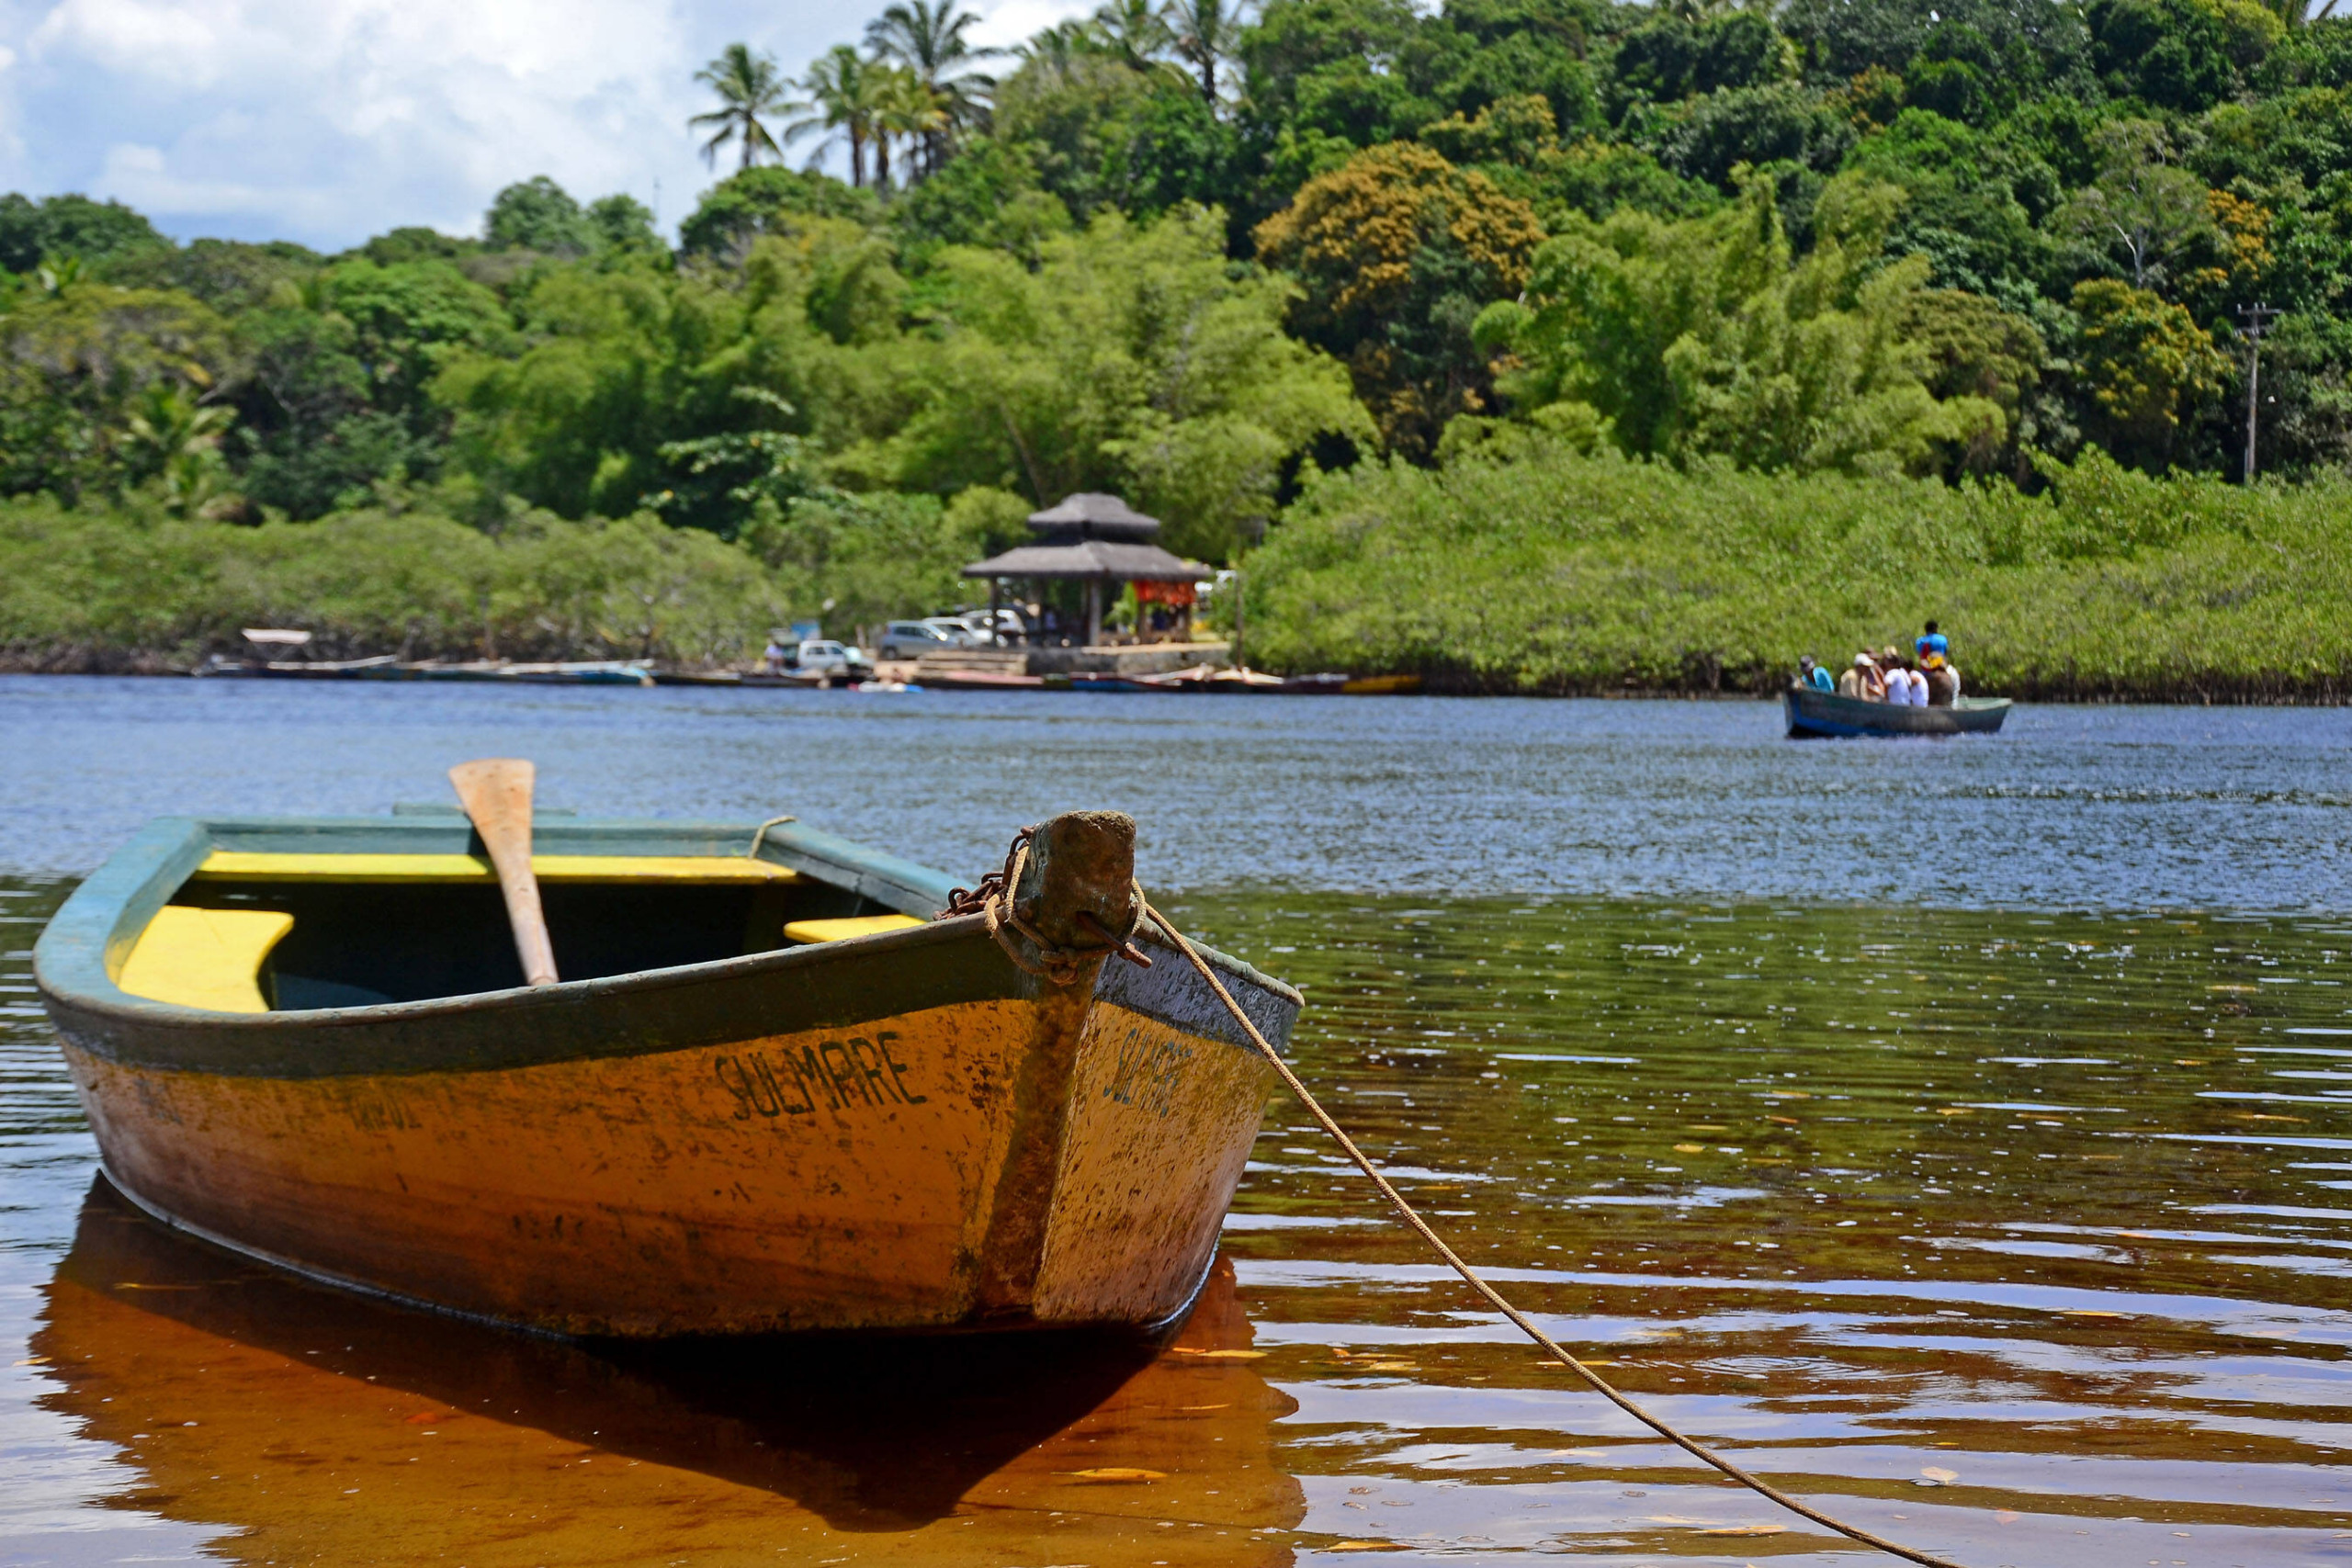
36 1179 1305 1564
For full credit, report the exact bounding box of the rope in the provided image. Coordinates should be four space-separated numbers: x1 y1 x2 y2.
746 816 797 860
1134 892 1972 1568
938 828 1155 986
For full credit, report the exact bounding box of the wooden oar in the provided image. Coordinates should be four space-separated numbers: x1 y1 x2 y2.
448 758 560 987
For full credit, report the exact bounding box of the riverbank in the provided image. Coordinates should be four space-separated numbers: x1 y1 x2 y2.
1237 446 2352 704
0 500 786 674
13 451 2352 701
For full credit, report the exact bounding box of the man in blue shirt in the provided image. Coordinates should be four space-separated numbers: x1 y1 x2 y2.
1799 654 1835 692
1916 620 1960 705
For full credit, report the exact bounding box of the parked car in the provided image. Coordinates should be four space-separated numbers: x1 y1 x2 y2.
920 616 983 647
877 620 963 660
956 609 1024 645
791 639 874 679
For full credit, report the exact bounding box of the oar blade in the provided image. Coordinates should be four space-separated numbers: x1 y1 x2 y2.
448 757 560 987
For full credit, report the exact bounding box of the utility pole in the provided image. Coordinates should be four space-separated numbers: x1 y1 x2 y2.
2237 302 2279 484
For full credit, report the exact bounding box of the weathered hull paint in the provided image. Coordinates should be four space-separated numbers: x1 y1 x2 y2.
39 815 1298 1338
1783 685 2012 739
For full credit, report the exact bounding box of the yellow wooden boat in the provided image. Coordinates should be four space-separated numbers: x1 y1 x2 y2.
35 806 1297 1338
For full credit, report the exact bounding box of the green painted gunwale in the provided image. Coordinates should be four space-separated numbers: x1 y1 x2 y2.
36 815 1299 1080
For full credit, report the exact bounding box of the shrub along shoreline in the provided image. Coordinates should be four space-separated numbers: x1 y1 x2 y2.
10 452 2352 704
1229 446 2352 704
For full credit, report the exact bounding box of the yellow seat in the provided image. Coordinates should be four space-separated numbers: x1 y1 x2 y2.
118 906 296 1013
782 915 926 945
194 852 797 885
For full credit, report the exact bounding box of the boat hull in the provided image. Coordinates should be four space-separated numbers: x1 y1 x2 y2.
39 817 1298 1339
1784 685 2012 739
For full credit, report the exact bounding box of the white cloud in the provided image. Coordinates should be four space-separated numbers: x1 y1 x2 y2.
0 0 1099 249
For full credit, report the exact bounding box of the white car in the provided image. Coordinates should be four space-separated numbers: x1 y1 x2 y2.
921 616 984 647
877 621 963 660
956 609 1023 645
792 639 873 678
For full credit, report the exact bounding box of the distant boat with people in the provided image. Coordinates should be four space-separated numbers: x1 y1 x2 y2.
1785 683 2011 738
1787 619 2009 737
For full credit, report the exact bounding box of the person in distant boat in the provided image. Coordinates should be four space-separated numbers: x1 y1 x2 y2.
1878 654 1919 705
1923 660 1959 705
762 635 790 675
1915 619 1956 705
1837 652 1876 700
1798 655 1835 693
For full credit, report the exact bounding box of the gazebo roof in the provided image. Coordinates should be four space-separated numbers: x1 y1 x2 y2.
1026 492 1161 538
961 537 1204 582
963 491 1204 581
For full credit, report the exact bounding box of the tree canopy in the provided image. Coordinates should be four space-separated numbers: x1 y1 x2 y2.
6 0 2352 626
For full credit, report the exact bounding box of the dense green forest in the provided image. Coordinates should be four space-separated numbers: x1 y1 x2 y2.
8 0 2352 682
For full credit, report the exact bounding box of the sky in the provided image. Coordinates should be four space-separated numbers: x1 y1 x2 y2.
0 0 1091 252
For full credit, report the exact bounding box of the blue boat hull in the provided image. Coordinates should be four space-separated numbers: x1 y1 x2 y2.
1784 685 2010 739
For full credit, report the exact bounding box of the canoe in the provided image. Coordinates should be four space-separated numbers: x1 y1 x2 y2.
1784 683 2012 738
910 668 1047 691
35 807 1298 1339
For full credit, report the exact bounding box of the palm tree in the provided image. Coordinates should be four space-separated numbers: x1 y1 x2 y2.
1166 0 1245 101
690 44 796 171
872 67 949 186
864 0 997 173
124 381 238 519
1091 0 1172 73
1015 19 1101 84
787 47 882 188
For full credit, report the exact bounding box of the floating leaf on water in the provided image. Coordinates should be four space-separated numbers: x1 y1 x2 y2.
1360 1360 1418 1371
1767 1115 1802 1126
2063 1309 2127 1319
1170 1348 1265 1359
1919 1465 1960 1483
1327 1541 1395 1551
1062 1467 1167 1483
1700 1524 1790 1536
1673 1143 1705 1154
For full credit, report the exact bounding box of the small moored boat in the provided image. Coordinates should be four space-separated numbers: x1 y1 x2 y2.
36 797 1297 1340
1784 683 2012 739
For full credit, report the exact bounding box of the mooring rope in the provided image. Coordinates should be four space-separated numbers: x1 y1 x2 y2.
943 824 1963 1564
1129 894 1970 1568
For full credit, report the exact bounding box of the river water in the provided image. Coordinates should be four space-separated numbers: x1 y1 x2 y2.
1 678 2347 1566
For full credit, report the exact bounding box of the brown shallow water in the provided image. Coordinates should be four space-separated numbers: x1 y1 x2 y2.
5 884 2349 1565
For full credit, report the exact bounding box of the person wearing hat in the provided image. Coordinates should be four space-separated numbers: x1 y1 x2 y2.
1837 650 1883 700
1880 648 1926 705
1798 654 1835 693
